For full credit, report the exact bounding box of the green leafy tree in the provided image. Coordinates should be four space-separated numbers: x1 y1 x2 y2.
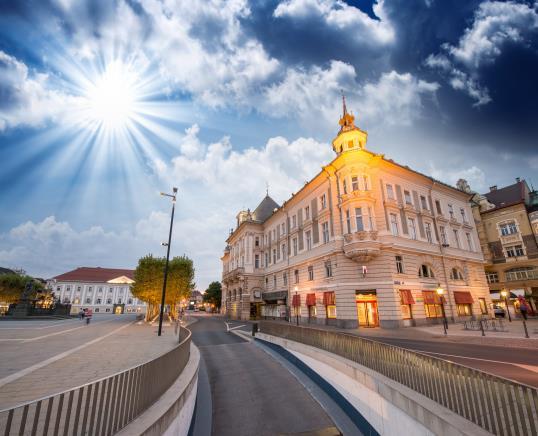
131 254 195 320
0 274 44 303
203 281 222 310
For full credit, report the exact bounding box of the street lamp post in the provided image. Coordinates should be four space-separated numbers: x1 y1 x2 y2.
500 289 512 322
158 187 178 337
436 284 448 335
294 285 299 326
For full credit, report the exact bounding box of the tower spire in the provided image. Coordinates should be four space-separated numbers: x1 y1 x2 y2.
341 90 348 117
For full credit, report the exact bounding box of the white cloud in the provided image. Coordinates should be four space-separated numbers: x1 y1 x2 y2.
273 0 395 47
425 1 538 105
428 164 487 191
0 51 77 131
261 62 439 128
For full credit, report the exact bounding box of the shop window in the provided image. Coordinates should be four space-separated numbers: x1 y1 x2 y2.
326 305 337 318
401 304 412 320
457 304 472 316
479 298 488 315
308 305 316 318
95 308 100 313
400 290 414 319
106 308 111 312
425 304 443 318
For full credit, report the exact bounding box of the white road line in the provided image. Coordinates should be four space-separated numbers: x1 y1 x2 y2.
228 325 246 331
224 322 230 332
0 321 134 389
413 349 538 373
0 319 78 330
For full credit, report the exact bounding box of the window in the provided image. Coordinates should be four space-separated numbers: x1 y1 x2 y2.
457 304 472 316
117 298 122 304
420 195 428 210
308 266 314 281
255 254 260 269
128 298 133 305
408 218 417 240
88 287 93 293
435 200 442 215
322 222 330 243
390 213 399 236
109 288 113 293
418 264 435 278
367 207 374 230
273 249 276 263
500 221 518 236
106 308 110 313
308 305 317 318
460 208 467 223
351 176 359 191
505 267 537 281
362 175 369 190
96 298 102 304
265 277 269 286
273 275 277 288
281 223 286 234
66 286 71 292
306 231 312 250
346 210 351 233
440 226 448 245
327 305 337 319
106 298 112 304
479 298 488 315
404 190 412 204
324 261 333 277
425 222 433 243
293 238 298 256
282 243 287 259
448 204 454 219
395 255 404 274
85 298 91 304
453 229 460 248
486 272 499 283
264 252 269 266
77 286 81 292
355 207 364 231
292 215 297 228
450 268 464 280
255 237 259 247
283 273 287 286
56 286 61 292
320 194 327 210
425 303 443 318
294 269 299 284
386 184 395 200
465 232 474 251
342 178 348 194
305 206 310 220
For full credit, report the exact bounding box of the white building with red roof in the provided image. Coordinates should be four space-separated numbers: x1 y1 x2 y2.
48 267 146 314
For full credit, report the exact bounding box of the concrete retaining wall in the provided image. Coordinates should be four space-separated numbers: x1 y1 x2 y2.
117 344 200 436
256 332 490 436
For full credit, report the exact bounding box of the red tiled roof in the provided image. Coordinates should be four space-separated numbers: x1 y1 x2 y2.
52 267 134 282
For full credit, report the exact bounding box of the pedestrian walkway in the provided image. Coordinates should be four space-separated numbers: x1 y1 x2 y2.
0 317 180 410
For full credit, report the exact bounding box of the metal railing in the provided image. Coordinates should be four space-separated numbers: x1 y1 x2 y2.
259 322 538 436
1 328 191 436
463 319 508 332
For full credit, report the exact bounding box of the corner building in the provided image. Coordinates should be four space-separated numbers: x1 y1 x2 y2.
221 103 492 328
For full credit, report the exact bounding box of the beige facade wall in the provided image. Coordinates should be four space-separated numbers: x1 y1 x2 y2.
221 120 491 327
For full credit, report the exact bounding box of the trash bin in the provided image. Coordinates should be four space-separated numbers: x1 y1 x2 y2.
252 322 259 337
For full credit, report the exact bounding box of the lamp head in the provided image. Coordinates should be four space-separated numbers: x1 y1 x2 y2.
294 286 298 292
436 284 444 295
500 289 508 298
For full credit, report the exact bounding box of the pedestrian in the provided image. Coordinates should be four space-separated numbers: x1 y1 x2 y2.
78 309 84 320
85 308 93 324
519 300 528 320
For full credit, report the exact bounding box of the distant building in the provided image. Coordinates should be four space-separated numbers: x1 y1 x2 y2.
188 290 203 310
48 267 146 314
221 102 491 328
471 179 538 314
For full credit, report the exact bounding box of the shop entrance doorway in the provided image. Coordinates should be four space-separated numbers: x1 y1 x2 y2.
356 290 379 327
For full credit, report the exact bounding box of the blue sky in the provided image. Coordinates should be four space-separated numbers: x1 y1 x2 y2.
1 0 537 289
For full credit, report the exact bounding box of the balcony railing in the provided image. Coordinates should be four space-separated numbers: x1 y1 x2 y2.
343 230 381 261
506 269 538 282
222 267 245 282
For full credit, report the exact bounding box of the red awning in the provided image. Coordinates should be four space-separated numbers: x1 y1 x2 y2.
454 291 474 304
292 294 301 307
400 289 415 305
323 291 335 306
306 293 316 306
422 290 442 305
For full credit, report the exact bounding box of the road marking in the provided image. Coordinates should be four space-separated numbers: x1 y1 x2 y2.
0 319 78 330
412 349 538 373
0 321 134 389
228 324 246 331
224 322 230 332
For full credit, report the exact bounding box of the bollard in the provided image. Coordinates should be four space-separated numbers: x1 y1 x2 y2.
523 320 530 338
479 319 486 336
252 322 259 337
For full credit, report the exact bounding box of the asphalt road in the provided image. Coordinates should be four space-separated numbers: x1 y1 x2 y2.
189 316 336 436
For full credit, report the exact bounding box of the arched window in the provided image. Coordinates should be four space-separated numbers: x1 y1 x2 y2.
418 264 435 279
450 268 464 280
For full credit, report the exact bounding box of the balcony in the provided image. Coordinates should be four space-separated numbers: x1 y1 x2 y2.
343 230 381 262
383 197 399 209
506 268 538 282
500 233 522 245
222 267 245 282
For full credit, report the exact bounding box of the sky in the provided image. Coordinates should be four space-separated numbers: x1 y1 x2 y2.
0 0 537 290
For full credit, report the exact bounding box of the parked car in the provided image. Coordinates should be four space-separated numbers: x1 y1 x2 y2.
493 305 506 318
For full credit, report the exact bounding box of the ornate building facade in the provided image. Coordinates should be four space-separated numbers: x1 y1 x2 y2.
471 180 538 315
221 102 492 328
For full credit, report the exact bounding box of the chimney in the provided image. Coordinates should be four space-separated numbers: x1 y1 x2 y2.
489 185 497 191
515 177 520 183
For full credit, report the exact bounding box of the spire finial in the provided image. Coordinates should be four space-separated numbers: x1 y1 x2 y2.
341 89 347 117
265 181 269 196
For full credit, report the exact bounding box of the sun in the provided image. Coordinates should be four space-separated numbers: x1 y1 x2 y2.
85 61 139 129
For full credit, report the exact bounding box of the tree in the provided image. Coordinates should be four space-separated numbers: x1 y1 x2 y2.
203 281 222 310
131 254 195 320
0 274 44 304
